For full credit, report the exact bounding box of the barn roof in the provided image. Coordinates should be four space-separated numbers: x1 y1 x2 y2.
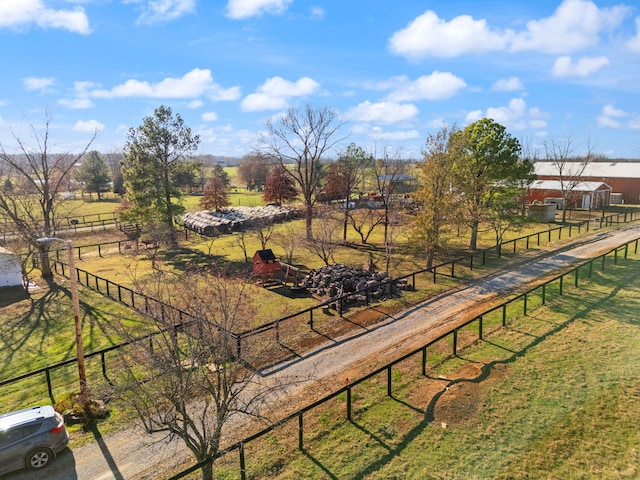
534 161 640 179
254 249 276 261
529 180 612 192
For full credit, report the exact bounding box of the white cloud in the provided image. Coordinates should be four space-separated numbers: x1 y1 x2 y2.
201 111 218 122
388 0 628 60
90 69 241 101
22 76 56 93
466 98 548 130
492 77 524 92
187 99 203 109
627 17 640 52
134 0 196 25
241 76 320 111
0 0 90 34
597 104 629 128
385 72 466 102
510 0 628 54
369 128 421 141
226 0 292 19
310 7 325 20
345 101 419 124
388 10 508 59
58 98 94 109
73 119 104 132
551 55 609 77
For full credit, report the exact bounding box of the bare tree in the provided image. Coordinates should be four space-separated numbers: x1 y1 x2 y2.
251 218 275 250
325 143 373 242
234 231 249 262
0 110 97 278
348 206 385 245
304 209 341 265
543 135 594 222
113 270 293 480
273 224 300 264
370 145 406 251
259 105 346 240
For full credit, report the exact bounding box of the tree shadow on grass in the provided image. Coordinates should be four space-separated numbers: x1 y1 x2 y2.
0 281 70 379
345 285 620 480
161 247 251 274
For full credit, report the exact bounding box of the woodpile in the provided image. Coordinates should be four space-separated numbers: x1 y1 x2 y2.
181 205 300 236
301 264 410 310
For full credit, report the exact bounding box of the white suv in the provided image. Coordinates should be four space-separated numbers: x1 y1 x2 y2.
0 405 69 475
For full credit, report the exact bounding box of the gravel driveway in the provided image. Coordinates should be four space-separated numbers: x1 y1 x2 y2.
5 223 640 480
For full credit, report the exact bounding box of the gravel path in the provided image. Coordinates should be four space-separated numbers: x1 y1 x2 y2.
6 223 640 480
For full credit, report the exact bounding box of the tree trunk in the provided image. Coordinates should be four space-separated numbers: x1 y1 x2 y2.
305 205 313 240
200 461 214 480
469 220 479 251
38 247 53 279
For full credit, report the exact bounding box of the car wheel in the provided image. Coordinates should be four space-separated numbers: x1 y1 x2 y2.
26 448 52 470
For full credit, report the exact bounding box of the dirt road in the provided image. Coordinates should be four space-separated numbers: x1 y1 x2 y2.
6 223 640 480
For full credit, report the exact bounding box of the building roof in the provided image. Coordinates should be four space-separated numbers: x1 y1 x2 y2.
534 161 640 179
529 180 612 192
253 249 276 261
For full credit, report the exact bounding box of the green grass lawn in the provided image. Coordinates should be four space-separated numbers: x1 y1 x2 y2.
209 254 640 479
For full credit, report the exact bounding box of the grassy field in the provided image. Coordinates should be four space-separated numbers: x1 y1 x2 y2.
208 251 640 479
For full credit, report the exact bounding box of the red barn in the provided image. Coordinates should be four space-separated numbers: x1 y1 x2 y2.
534 161 640 204
528 180 612 209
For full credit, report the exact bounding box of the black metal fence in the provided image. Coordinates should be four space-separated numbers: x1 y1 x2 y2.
2 209 638 409
170 236 640 480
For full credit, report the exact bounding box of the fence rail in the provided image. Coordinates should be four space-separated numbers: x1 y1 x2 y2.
170 236 640 480
2 209 638 408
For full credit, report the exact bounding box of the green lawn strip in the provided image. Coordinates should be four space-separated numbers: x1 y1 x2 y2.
210 258 640 479
0 282 148 411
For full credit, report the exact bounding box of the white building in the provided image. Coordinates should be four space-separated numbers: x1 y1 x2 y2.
0 247 23 288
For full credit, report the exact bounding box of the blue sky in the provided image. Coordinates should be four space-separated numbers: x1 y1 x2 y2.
1 0 640 159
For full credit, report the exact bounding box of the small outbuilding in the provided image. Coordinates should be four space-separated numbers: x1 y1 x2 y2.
0 247 23 288
528 180 612 209
252 249 282 278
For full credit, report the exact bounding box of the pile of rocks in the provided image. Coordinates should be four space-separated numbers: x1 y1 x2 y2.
301 264 410 310
181 205 299 236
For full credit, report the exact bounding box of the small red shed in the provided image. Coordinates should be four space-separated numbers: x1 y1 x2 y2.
252 249 282 278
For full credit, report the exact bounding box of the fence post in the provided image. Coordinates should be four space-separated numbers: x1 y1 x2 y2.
559 275 564 296
614 248 618 265
347 386 352 421
526 236 530 249
513 239 517 253
451 261 454 278
602 254 606 271
470 255 474 271
575 268 579 288
482 250 486 266
523 293 528 316
433 267 437 283
308 309 314 330
478 315 483 340
452 330 458 355
387 366 392 397
502 304 507 326
46 369 54 401
421 347 427 376
239 443 246 480
298 413 304 450
542 283 546 305
101 351 107 379
625 243 629 259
